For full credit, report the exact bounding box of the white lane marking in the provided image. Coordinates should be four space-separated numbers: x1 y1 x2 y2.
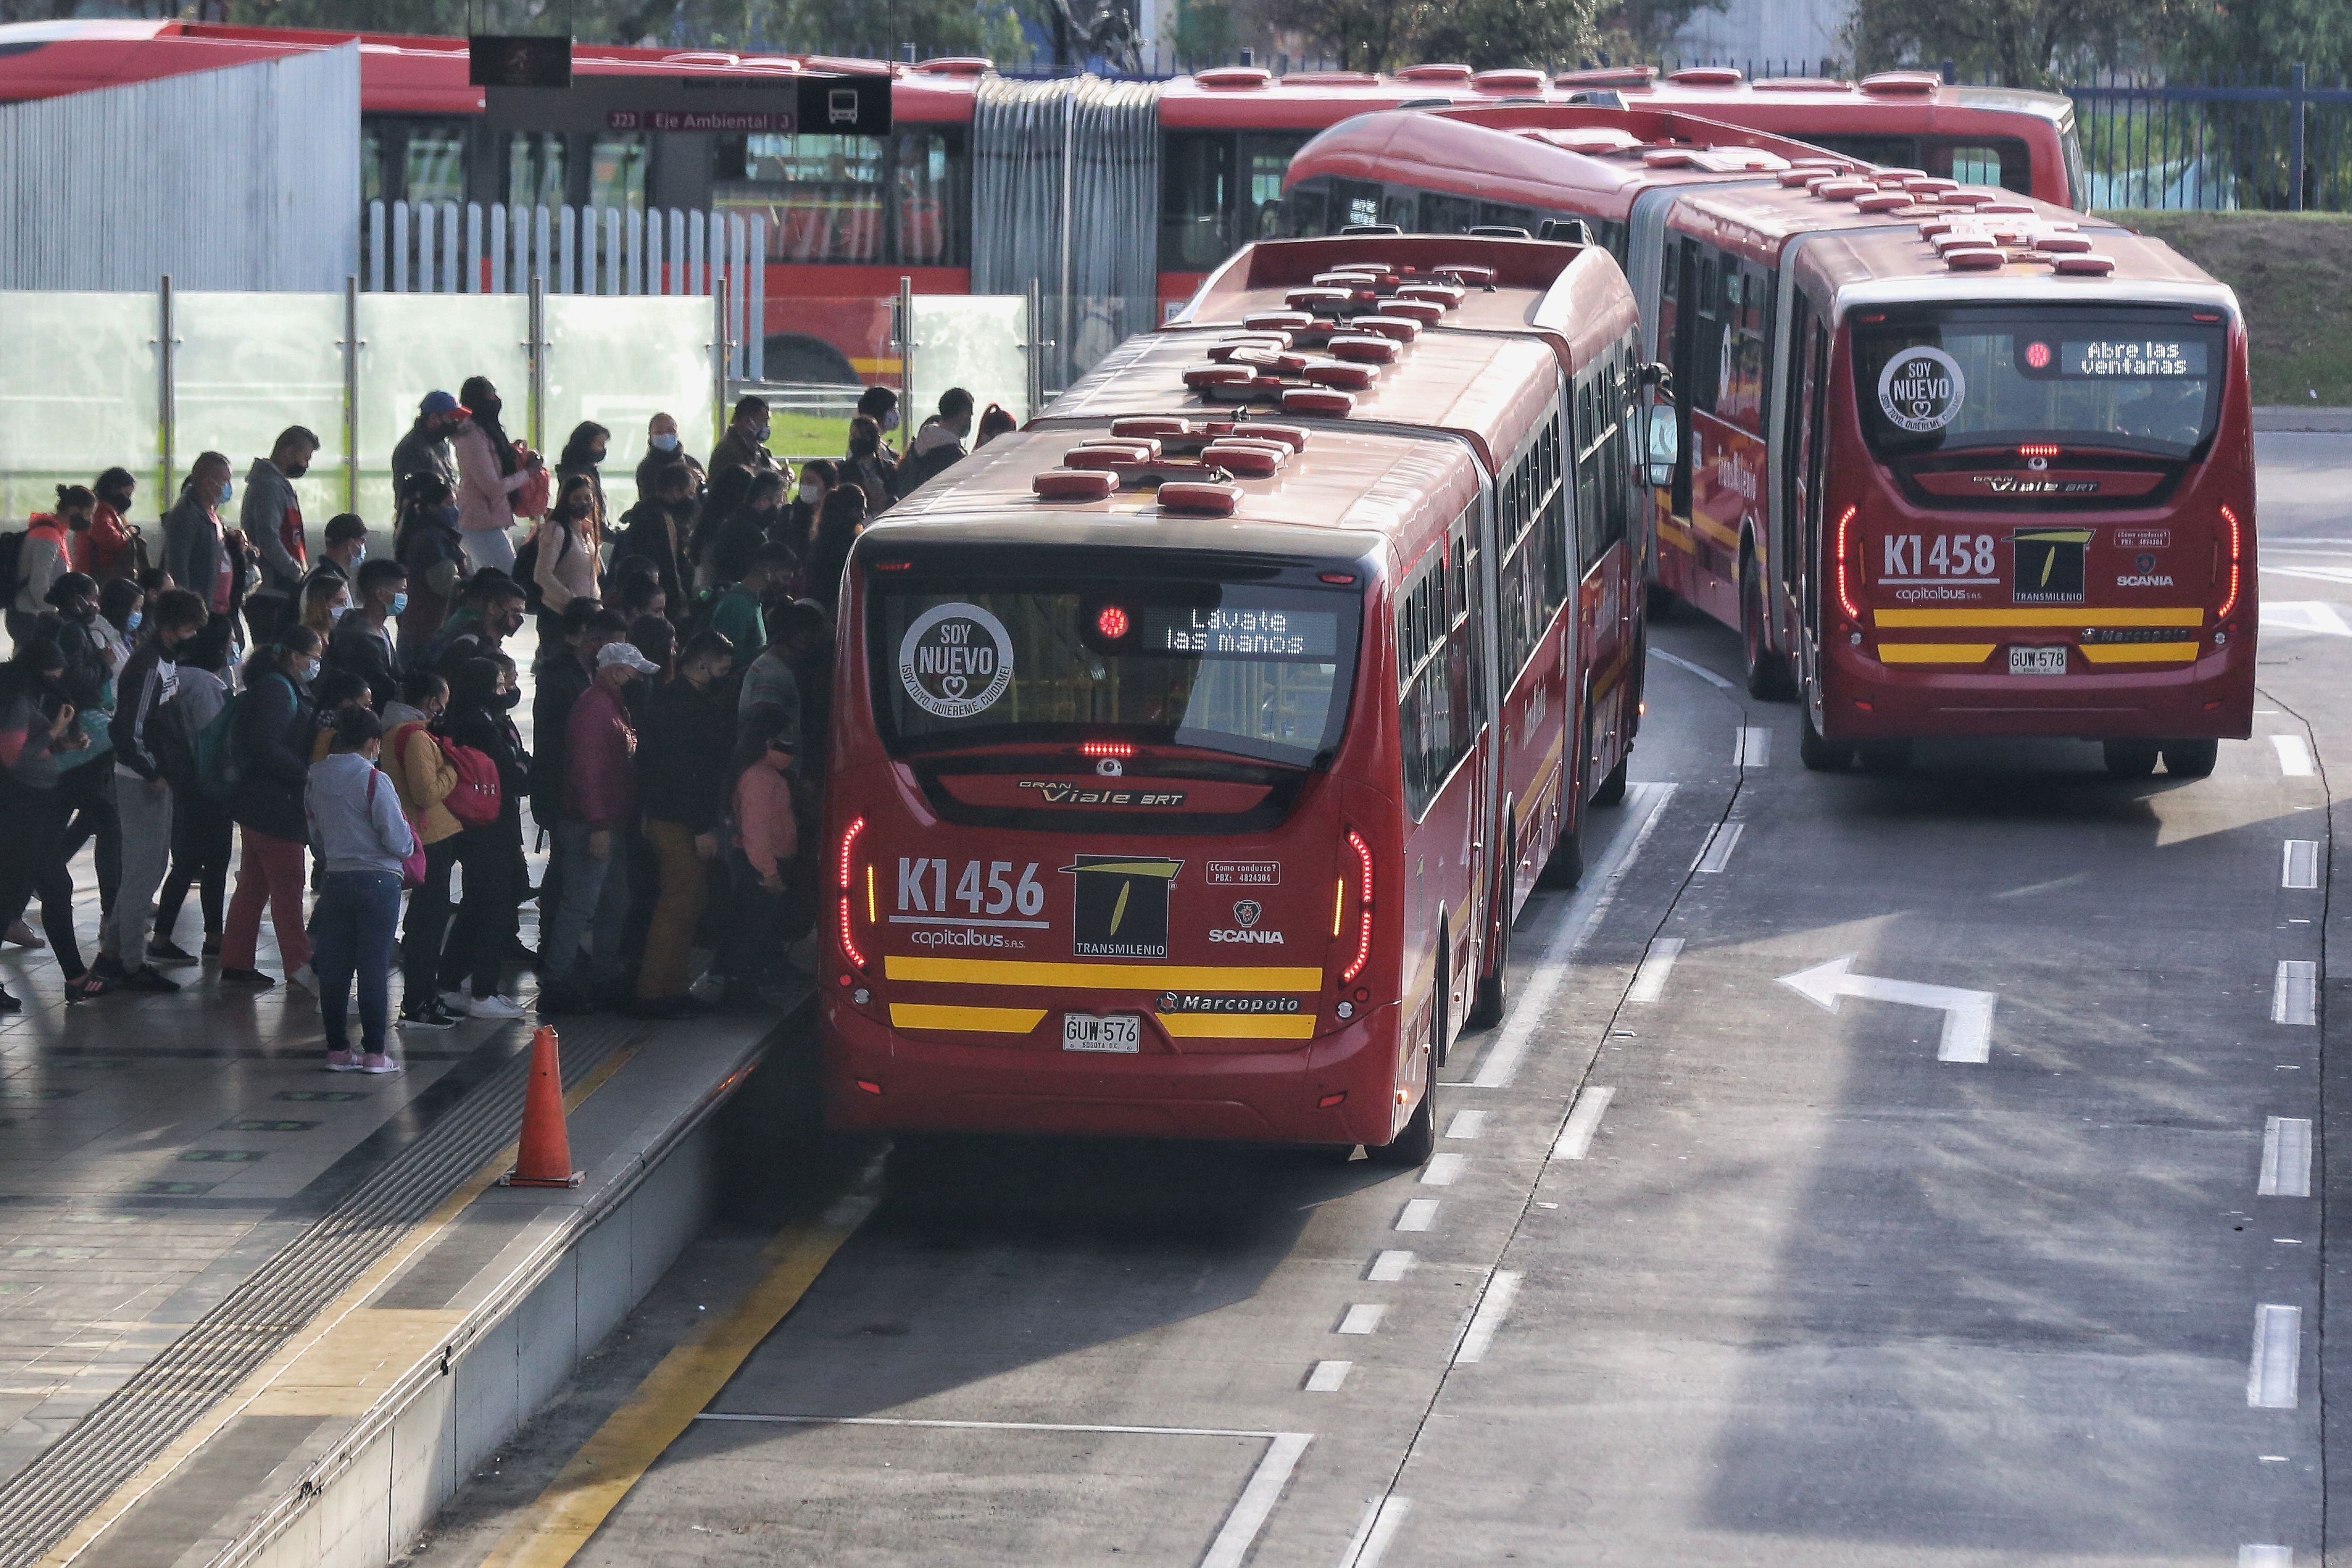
2263 565 2352 587
1452 1269 1522 1365
2263 599 2352 635
1395 1199 1439 1231
1552 1086 1616 1160
2283 840 2321 890
1778 955 1996 1063
1627 937 1685 1003
1337 1304 1385 1335
1201 1430 1314 1568
1420 1152 1467 1186
2261 1117 2315 1198
1367 1250 1415 1282
1338 1497 1413 1568
2274 960 2317 1025
1305 1360 1351 1393
2241 1546 2294 1567
2248 1304 2303 1409
1734 726 1772 767
1464 782 1677 1089
1443 1109 1486 1139
1652 647 1736 690
1694 820 1744 874
2273 734 2315 777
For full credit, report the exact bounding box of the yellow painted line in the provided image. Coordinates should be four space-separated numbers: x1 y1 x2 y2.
1874 607 2204 628
1692 514 1742 549
475 1192 875 1568
888 1003 1044 1033
885 956 1324 991
2081 642 2200 663
1877 643 1994 664
40 1043 637 1568
1156 1012 1319 1039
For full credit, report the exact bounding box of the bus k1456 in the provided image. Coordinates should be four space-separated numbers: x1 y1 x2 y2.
821 234 1646 1161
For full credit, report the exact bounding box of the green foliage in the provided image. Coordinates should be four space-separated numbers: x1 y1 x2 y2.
2160 0 2352 81
2105 208 2352 404
1591 0 1721 64
1173 0 1240 64
210 0 1021 55
1844 0 2142 88
1269 0 1595 71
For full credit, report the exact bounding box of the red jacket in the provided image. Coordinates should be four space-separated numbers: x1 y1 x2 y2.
732 753 798 879
564 681 636 830
73 505 138 582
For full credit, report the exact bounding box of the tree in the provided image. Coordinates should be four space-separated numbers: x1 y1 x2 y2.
2162 0 2352 81
1264 0 1429 72
1269 0 1594 71
1844 0 2144 88
1590 0 1723 65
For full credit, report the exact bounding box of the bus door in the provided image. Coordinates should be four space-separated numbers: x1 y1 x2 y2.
1791 311 1830 698
1455 500 1494 1023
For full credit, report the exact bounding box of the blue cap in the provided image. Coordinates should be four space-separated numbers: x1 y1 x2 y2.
419 390 469 417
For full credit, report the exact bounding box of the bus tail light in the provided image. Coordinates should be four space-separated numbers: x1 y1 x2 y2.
1834 506 1861 623
836 817 868 971
1340 829 1376 985
2216 504 2243 622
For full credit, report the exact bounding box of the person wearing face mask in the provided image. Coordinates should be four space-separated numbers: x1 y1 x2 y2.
891 387 976 500
436 657 530 1019
241 426 320 642
328 558 407 711
79 469 143 585
298 574 351 642
94 588 211 995
613 462 697 613
842 417 895 518
163 453 238 633
94 578 141 672
555 422 611 542
452 375 540 576
13 487 84 650
151 615 235 964
709 469 790 590
529 474 603 644
308 514 368 591
392 392 465 521
632 630 735 1018
687 464 756 596
855 384 902 458
395 470 466 656
784 459 836 556
635 412 704 505
219 630 322 989
0 637 90 1011
380 668 462 1030
709 395 783 481
304 707 415 1073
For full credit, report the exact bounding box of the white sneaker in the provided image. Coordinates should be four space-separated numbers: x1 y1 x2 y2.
440 989 471 1013
467 993 528 1020
359 1053 405 1075
289 963 317 993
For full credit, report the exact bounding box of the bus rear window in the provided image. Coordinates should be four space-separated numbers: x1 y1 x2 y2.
1854 306 2224 460
869 575 1361 768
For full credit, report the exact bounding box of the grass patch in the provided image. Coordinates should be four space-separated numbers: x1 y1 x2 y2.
771 410 851 464
2100 208 2352 406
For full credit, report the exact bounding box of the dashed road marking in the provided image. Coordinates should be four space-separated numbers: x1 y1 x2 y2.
1694 821 1744 874
1452 1270 1521 1365
2273 961 2317 1025
2272 734 2315 777
1395 1199 1438 1232
1366 1250 1415 1282
1552 1087 1616 1161
1734 726 1772 767
2283 840 2321 890
2263 599 2352 636
2248 1304 2302 1409
2240 1546 2294 1567
1652 648 1735 690
1420 1153 1467 1186
1337 1304 1385 1335
1443 1110 1486 1139
2261 1118 2314 1198
1627 937 1684 1003
1339 1497 1413 1568
1305 1361 1351 1393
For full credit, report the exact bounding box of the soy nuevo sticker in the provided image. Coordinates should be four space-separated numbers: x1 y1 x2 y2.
1878 346 1965 433
899 601 1014 718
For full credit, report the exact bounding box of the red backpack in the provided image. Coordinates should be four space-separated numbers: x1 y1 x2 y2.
436 735 503 826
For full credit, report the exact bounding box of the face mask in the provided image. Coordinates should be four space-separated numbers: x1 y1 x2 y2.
591 447 608 464
389 591 409 616
125 611 142 633
283 462 309 480
351 543 365 564
498 687 521 710
328 603 350 622
798 483 821 505
650 433 679 452
300 658 321 682
216 481 233 505
753 425 771 443
880 409 901 433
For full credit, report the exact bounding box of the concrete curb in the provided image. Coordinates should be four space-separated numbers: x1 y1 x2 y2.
2255 406 2352 433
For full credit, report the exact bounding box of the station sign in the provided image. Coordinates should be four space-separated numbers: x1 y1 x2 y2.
484 73 892 140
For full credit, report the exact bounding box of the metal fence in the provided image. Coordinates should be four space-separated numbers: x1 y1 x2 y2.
2066 68 2352 211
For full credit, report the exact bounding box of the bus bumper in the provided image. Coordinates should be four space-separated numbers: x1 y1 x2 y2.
1823 643 2255 741
821 994 1401 1147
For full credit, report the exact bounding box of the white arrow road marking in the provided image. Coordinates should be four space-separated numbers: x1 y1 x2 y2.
2263 599 2352 635
1777 954 1996 1063
1652 648 1736 690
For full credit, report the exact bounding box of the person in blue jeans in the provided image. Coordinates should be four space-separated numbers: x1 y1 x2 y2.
304 708 416 1072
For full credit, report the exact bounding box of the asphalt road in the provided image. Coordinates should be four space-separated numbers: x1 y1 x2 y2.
409 432 2351 1568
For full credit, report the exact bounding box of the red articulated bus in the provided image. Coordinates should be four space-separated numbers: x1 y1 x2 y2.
820 234 1646 1160
1287 107 2255 777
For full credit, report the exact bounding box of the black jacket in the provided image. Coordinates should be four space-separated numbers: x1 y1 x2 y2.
611 498 694 611
635 677 732 832
445 698 530 829
529 653 592 825
108 638 179 782
229 672 313 841
328 614 403 711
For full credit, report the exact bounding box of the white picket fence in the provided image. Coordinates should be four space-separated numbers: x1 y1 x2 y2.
364 200 770 380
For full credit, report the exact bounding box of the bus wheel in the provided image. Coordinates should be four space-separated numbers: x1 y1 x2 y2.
1740 553 1794 700
1369 1074 1437 1168
1593 752 1629 807
1647 585 1679 623
2103 740 2161 778
2162 739 2220 778
1537 822 1584 888
1798 708 1850 773
1468 889 1509 1031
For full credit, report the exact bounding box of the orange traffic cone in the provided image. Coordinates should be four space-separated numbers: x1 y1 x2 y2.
502 1026 583 1188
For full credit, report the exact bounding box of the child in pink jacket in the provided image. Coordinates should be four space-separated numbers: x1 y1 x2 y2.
724 715 799 1006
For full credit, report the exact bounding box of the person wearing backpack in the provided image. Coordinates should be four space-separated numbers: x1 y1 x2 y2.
395 471 467 658
381 668 462 1030
306 708 415 1074
436 657 528 1018
152 615 235 962
10 489 81 651
527 474 601 657
79 469 143 586
0 636 89 1012
163 455 237 630
219 630 320 989
94 588 207 995
632 630 734 1018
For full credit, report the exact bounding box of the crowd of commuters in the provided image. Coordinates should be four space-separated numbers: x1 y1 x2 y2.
0 376 1007 1070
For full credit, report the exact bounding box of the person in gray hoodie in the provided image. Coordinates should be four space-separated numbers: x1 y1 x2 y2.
240 427 320 642
304 707 416 1073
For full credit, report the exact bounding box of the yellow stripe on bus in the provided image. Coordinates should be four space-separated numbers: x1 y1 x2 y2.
888 1004 1047 1034
1874 607 2205 628
885 957 1325 991
1877 643 1994 664
2080 642 2201 663
1156 1013 1320 1040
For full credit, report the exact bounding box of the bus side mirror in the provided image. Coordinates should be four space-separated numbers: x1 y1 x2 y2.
1644 402 1679 489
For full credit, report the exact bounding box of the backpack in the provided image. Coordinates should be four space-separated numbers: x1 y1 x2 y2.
151 690 201 792
0 529 24 605
193 689 249 802
437 734 503 826
512 532 543 615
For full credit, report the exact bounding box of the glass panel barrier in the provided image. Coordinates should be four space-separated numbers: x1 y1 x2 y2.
910 295 1030 428
353 294 529 536
0 292 160 524
543 293 714 511
175 292 348 534
755 295 897 464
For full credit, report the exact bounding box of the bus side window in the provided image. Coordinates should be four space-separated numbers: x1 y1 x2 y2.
1287 180 1328 237
1688 245 1727 416
1420 190 1477 234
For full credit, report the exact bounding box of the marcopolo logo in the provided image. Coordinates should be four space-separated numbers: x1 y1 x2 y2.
1157 992 1303 1014
1061 854 1183 959
1878 346 1966 434
898 601 1014 719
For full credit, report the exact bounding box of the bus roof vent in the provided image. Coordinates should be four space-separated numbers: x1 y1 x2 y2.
2052 253 2116 276
1556 65 1656 88
1282 388 1358 417
1471 67 1546 92
1158 481 1243 516
1398 62 1475 85
914 56 994 74
1644 147 1697 167
1860 70 1941 96
2034 232 2094 253
1667 65 1744 86
1811 178 1877 200
1943 246 2006 271
1280 70 1382 86
1753 76 1850 91
1193 65 1273 88
1940 189 1999 207
1855 192 1909 212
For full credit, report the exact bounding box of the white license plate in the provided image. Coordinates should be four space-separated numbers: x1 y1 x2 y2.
2008 645 2070 676
1061 1013 1141 1053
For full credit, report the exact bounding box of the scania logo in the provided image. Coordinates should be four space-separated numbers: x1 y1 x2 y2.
1233 900 1261 928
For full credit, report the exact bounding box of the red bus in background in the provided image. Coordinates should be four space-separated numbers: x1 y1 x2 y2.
821 234 1645 1159
1287 107 2254 776
0 21 2084 383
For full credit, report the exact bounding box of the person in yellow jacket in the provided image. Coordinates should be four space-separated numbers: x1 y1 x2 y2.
379 667 463 1030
